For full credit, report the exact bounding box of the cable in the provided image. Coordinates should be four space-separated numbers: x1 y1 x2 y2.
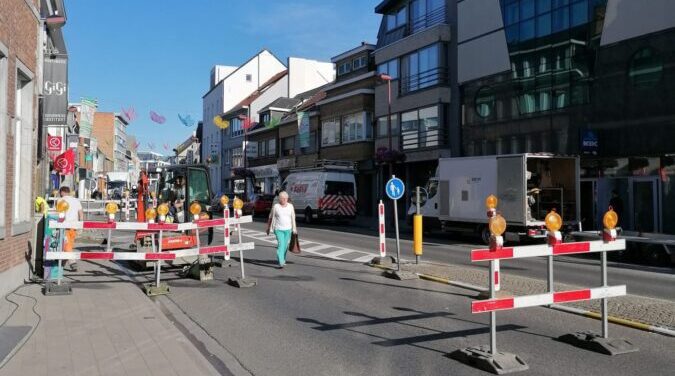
0 284 43 371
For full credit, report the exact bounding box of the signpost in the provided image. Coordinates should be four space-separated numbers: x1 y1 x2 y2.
384 176 416 280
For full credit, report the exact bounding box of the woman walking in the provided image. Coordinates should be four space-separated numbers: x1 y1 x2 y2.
267 191 297 268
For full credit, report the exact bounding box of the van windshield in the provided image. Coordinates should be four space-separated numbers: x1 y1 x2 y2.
324 181 354 196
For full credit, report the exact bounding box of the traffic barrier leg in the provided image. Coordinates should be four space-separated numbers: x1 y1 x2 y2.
371 200 395 265
557 250 639 355
228 209 257 288
44 227 72 296
143 231 170 296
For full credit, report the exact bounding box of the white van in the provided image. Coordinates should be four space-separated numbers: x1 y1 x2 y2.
281 166 357 223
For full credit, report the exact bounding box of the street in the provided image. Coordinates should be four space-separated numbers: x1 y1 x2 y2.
104 220 675 376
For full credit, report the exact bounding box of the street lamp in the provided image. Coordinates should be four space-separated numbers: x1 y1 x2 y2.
378 74 393 154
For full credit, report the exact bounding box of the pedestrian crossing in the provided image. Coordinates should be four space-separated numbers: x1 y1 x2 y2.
238 228 376 264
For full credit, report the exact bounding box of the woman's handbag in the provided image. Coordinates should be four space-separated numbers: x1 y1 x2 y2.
289 232 301 254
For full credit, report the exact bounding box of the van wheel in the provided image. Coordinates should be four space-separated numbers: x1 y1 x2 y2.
304 208 313 224
479 225 491 245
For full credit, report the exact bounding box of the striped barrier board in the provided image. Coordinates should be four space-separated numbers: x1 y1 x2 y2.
471 239 626 262
378 201 386 257
472 285 626 313
45 242 255 261
48 216 252 231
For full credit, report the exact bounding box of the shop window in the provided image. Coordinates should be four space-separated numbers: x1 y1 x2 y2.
628 47 663 89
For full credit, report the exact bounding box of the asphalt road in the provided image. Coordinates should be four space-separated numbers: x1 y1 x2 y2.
235 220 675 301
148 238 674 376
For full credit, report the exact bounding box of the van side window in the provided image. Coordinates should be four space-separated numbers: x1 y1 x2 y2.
324 181 354 196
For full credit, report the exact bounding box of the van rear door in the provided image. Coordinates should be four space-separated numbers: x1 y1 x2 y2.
497 156 526 224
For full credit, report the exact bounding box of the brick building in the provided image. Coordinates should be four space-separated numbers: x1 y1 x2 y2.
92 112 130 172
0 0 41 297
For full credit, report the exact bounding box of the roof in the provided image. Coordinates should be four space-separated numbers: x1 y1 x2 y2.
202 48 285 99
331 43 376 63
259 97 301 113
375 0 399 13
219 69 288 118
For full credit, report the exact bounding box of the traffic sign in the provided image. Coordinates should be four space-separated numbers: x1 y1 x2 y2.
386 176 405 200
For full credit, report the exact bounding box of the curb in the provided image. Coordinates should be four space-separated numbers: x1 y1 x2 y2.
368 263 675 337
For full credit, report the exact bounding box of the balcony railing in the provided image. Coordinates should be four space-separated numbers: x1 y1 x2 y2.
399 67 449 95
401 125 445 151
408 6 446 34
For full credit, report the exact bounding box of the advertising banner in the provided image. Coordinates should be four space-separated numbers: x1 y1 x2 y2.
79 97 98 138
43 57 68 126
297 111 310 148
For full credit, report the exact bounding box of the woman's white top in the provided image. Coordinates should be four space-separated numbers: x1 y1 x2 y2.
272 203 296 231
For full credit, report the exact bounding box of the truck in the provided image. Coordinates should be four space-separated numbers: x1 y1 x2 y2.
409 154 580 243
106 172 131 199
280 160 357 223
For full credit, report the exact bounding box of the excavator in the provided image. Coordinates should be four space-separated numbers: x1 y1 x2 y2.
133 164 215 266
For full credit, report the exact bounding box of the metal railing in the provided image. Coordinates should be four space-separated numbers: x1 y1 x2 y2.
408 6 446 34
399 67 449 95
401 126 445 151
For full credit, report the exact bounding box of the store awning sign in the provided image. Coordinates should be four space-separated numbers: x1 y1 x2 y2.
581 130 598 155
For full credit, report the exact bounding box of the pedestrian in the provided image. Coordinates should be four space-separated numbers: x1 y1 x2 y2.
59 186 83 271
266 191 297 269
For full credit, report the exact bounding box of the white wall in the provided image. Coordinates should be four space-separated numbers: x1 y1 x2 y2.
211 65 236 88
601 0 675 46
287 57 335 98
250 75 289 122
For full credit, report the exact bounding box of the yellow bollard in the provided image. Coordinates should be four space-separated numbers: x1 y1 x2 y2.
413 214 423 256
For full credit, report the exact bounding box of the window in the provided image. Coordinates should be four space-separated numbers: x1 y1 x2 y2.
475 87 495 118
629 47 663 89
352 56 368 70
260 112 270 125
282 136 295 156
377 114 400 137
258 140 267 157
0 51 6 235
342 112 372 143
419 106 439 147
402 43 440 93
571 0 588 27
337 62 351 76
321 117 340 146
13 68 33 230
377 59 399 79
231 117 244 137
401 110 418 133
267 139 276 156
231 147 242 167
188 168 210 205
386 6 407 30
401 106 440 150
246 74 252 82
410 0 445 32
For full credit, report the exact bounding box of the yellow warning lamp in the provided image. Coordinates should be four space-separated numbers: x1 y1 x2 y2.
56 199 69 221
145 208 157 223
157 203 170 222
489 214 507 237
105 202 119 222
233 197 244 211
603 209 618 230
189 201 202 221
544 210 563 233
485 195 498 210
220 195 229 207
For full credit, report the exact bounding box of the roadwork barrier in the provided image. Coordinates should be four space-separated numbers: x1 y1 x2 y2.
44 212 254 296
451 196 638 374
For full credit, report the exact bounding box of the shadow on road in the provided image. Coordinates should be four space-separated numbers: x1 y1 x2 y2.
339 276 475 298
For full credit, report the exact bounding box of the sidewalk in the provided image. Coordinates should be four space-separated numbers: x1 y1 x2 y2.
391 261 675 330
0 261 219 376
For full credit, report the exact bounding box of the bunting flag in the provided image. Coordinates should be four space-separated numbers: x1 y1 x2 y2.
133 141 140 150
238 115 253 130
163 143 170 151
150 110 166 124
54 149 75 175
121 106 137 122
148 142 155 150
213 115 229 129
178 113 196 127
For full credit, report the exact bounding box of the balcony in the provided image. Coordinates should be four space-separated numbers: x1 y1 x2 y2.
399 67 449 95
401 125 445 151
409 6 446 35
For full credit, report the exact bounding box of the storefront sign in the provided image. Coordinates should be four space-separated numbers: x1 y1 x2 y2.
43 57 68 126
298 111 310 148
47 135 62 151
79 98 98 138
581 130 599 155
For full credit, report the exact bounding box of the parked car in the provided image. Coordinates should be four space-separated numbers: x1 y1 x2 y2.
246 194 275 216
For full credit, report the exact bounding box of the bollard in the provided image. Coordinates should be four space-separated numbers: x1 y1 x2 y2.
413 186 423 264
371 200 394 265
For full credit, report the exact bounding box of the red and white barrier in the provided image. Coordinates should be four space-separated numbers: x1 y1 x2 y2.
378 200 386 257
471 239 626 262
49 216 252 231
472 285 626 313
45 242 255 261
223 208 231 261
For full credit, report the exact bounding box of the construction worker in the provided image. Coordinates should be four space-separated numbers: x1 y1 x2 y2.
59 186 83 271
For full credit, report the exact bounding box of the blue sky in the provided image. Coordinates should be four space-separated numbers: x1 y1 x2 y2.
65 0 381 151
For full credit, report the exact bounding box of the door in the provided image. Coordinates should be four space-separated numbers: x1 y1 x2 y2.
632 178 659 233
580 179 597 231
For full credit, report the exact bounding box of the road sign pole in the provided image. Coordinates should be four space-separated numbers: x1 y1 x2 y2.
383 175 416 281
394 200 401 272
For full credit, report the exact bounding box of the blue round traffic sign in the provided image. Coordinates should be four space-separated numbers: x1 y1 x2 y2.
385 177 405 200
